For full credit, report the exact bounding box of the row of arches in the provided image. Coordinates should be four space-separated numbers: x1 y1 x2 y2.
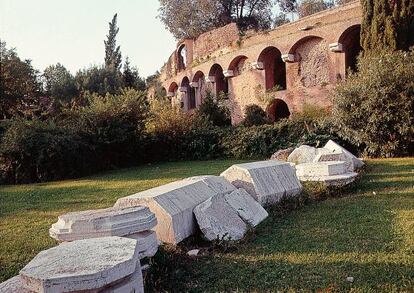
166 24 362 119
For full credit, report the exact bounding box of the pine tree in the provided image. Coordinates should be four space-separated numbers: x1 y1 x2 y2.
104 14 122 70
122 57 146 91
361 0 414 52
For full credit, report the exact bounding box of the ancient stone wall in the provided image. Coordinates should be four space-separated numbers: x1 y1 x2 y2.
157 1 362 124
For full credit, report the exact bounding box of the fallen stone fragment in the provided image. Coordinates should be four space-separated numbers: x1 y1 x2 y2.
224 188 268 226
49 206 157 242
194 194 247 241
312 150 354 172
127 230 159 258
324 140 364 169
296 162 358 186
270 147 294 161
287 145 320 164
221 161 302 206
114 176 236 244
0 276 31 293
19 236 143 293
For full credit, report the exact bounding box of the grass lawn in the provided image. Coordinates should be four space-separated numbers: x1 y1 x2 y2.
1 158 413 291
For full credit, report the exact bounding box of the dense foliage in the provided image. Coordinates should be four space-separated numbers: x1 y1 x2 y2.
331 50 414 157
361 0 414 51
243 104 269 127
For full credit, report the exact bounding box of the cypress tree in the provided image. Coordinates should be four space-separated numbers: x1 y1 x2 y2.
104 14 122 70
361 0 414 52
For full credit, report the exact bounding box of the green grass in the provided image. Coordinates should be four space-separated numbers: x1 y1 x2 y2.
0 159 248 282
1 158 413 292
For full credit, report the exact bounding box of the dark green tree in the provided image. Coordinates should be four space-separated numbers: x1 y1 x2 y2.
43 63 78 103
104 14 122 70
122 57 146 91
75 65 123 96
361 0 414 51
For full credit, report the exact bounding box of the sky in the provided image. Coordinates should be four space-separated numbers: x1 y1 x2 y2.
0 0 177 78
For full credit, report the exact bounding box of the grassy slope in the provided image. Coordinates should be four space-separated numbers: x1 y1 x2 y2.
0 158 413 291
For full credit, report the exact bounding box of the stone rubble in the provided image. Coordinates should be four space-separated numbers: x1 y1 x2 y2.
324 140 364 169
270 147 294 161
221 160 302 206
287 145 321 164
1 237 144 293
114 175 236 244
194 188 268 241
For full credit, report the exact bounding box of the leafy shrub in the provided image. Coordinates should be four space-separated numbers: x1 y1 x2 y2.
0 119 94 183
196 91 231 127
243 104 269 127
331 50 414 157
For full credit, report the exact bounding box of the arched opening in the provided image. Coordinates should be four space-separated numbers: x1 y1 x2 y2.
177 44 187 71
192 71 206 106
339 25 362 73
168 82 178 95
208 64 228 97
228 55 248 77
258 47 286 91
160 87 167 97
181 76 196 110
267 99 290 122
289 36 329 87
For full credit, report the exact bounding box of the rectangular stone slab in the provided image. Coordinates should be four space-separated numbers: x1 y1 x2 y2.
114 176 236 244
49 206 157 242
224 188 268 227
127 230 159 259
221 161 302 206
324 140 364 169
0 276 31 293
296 161 347 177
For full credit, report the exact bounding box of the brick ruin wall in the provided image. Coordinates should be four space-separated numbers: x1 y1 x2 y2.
158 1 362 124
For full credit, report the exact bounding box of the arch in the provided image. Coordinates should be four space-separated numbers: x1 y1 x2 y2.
160 87 167 97
267 99 290 122
180 76 196 110
192 71 206 106
338 24 362 73
177 44 187 71
208 63 229 97
258 47 286 90
168 82 178 93
288 35 324 55
228 55 248 76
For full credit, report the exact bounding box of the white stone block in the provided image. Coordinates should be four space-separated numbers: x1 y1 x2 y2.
297 172 358 186
282 53 295 62
127 230 159 259
49 206 157 242
251 61 264 70
221 161 302 206
296 161 347 177
224 188 268 227
329 42 343 52
287 145 320 165
313 149 354 172
223 70 234 78
324 140 364 169
0 276 31 293
114 176 236 244
194 194 247 241
189 82 199 88
167 91 175 97
19 237 142 293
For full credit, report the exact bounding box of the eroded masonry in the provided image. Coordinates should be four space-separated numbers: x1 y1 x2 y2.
155 1 362 124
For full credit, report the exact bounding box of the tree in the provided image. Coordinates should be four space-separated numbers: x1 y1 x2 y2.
276 0 297 13
75 65 123 96
0 41 42 119
297 0 333 17
158 0 274 39
123 57 146 91
361 0 414 52
331 50 414 157
104 14 122 70
43 63 78 103
274 12 290 27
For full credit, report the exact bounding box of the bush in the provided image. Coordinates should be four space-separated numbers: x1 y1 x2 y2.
196 91 231 127
331 50 414 157
0 119 94 183
243 104 269 127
